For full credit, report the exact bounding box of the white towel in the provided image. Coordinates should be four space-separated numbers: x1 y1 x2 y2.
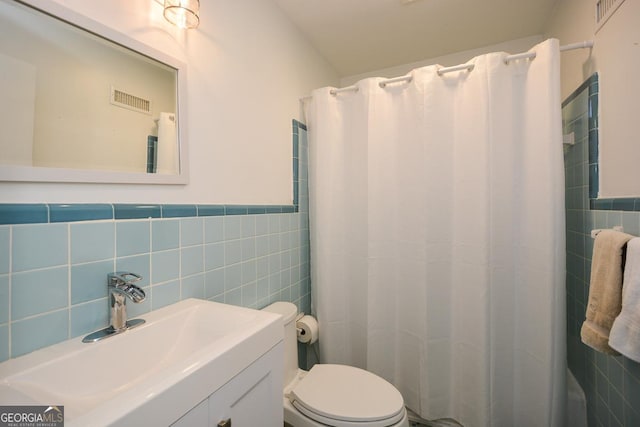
609 237 640 362
157 112 178 175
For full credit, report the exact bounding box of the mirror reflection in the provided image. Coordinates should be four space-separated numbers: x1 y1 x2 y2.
0 0 180 176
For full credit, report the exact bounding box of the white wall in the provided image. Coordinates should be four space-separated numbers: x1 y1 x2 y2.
0 0 339 204
545 0 640 198
340 35 544 87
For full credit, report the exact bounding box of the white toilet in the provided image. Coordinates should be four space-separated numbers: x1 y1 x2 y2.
263 302 409 427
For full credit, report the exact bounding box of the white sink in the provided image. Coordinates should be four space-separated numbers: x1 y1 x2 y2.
0 299 283 426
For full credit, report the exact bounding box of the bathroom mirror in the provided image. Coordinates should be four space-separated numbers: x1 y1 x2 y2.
0 0 188 184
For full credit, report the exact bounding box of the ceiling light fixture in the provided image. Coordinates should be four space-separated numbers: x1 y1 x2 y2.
163 0 200 29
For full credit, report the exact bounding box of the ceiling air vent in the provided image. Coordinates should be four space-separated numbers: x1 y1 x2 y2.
110 86 151 115
595 0 626 32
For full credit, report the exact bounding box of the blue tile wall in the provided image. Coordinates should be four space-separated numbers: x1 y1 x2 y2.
116 221 150 257
563 76 640 427
0 204 48 225
0 227 10 275
49 203 113 223
0 276 8 324
0 203 301 225
70 222 115 264
12 224 68 272
71 260 113 304
0 120 311 362
11 311 69 358
12 267 68 320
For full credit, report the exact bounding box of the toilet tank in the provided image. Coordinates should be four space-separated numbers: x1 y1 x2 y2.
262 301 299 388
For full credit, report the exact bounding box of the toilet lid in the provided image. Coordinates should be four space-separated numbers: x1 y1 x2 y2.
290 364 405 427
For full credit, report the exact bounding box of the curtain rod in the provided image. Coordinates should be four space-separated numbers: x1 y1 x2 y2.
299 40 594 101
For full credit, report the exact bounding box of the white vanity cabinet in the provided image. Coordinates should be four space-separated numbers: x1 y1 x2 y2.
171 400 209 426
172 343 284 427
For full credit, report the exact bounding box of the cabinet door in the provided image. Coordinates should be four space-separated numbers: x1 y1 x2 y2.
209 343 283 427
171 399 209 427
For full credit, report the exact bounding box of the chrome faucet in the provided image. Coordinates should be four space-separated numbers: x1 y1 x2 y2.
82 272 146 343
108 272 146 331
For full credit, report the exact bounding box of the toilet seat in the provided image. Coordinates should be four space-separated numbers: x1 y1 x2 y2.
289 364 405 427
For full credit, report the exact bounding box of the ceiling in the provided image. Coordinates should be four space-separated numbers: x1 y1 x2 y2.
273 0 559 77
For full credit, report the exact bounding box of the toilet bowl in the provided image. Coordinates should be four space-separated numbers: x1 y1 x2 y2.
263 302 409 427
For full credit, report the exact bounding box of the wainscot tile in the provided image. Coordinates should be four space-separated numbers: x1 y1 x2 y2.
181 217 203 247
113 204 161 219
197 205 225 217
116 220 150 257
70 299 109 338
49 204 112 223
12 267 67 320
11 310 68 358
71 260 113 304
161 204 197 218
0 227 8 274
151 280 180 310
12 224 67 272
70 221 114 264
152 219 179 252
0 204 48 225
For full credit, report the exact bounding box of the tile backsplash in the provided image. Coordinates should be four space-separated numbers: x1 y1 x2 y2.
0 120 310 361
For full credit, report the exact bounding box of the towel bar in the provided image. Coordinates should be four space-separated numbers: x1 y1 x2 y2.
591 226 624 239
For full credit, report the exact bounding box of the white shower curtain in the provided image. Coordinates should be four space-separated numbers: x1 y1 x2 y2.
308 39 566 427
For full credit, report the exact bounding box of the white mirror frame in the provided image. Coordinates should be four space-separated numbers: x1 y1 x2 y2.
0 0 189 185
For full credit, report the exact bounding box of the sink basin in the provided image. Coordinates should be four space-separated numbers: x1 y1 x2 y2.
0 298 282 426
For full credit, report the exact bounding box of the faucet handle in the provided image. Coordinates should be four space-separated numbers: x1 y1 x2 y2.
118 282 146 303
108 272 142 286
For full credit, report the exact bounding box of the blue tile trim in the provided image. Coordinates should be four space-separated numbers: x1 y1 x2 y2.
114 204 162 219
588 129 598 165
293 159 299 183
161 204 197 218
225 206 248 216
49 204 112 223
588 93 599 131
590 198 612 210
292 120 304 208
589 164 599 200
612 199 636 211
0 203 300 224
247 206 267 215
147 135 158 173
266 206 285 214
197 205 225 216
586 74 600 201
292 119 307 131
0 204 49 225
591 198 640 211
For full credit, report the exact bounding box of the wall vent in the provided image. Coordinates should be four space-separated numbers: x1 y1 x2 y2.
595 0 626 32
110 86 152 115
